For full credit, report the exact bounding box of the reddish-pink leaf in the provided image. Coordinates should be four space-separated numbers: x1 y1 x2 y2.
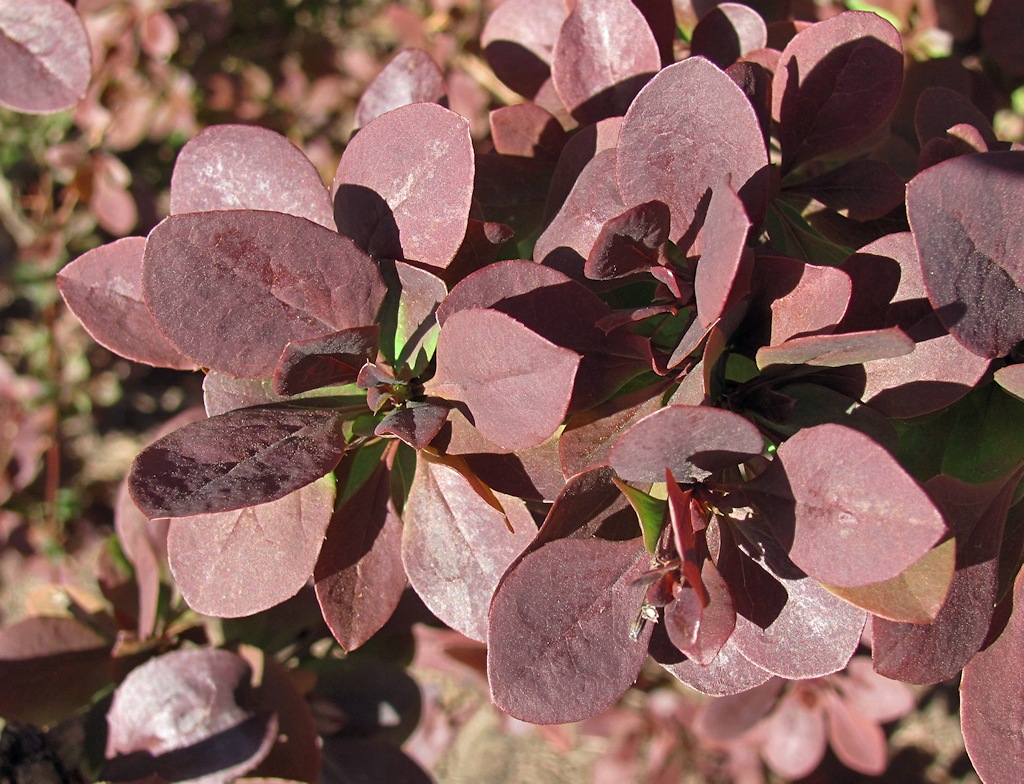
693 678 785 742
755 326 913 369
544 116 622 221
314 461 406 651
773 11 903 172
481 0 566 98
695 181 753 327
428 308 581 451
57 238 198 370
488 537 650 723
551 0 660 125
617 57 768 245
690 2 768 69
608 405 765 484
105 649 277 784
142 211 385 378
403 457 536 642
836 656 915 723
167 477 334 618
823 690 888 775
128 405 346 518
872 471 1019 684
169 126 334 229
768 424 946 587
0 616 112 726
353 49 447 130
731 573 866 679
0 0 91 114
490 103 567 160
907 151 1024 359
760 689 828 779
961 570 1024 783
656 631 773 696
333 103 474 268
664 560 736 666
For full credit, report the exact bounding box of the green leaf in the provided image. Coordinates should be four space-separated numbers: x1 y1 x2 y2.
844 1 903 31
764 200 854 266
613 478 666 554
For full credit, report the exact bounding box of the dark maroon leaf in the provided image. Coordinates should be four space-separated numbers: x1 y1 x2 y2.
427 308 581 451
872 471 1020 684
585 201 671 280
0 0 91 114
333 103 474 268
488 537 650 723
617 57 768 246
915 86 997 151
773 11 903 173
128 405 346 518
765 424 946 587
608 405 765 484
353 49 447 130
690 2 768 69
726 60 773 151
529 465 638 548
551 0 660 125
319 738 432 784
785 160 905 221
655 628 773 696
105 649 277 784
314 460 406 651
981 0 1024 77
0 616 112 726
402 456 536 642
142 211 386 379
755 326 913 369
851 232 991 418
374 401 450 450
169 126 335 229
481 0 566 98
907 151 1024 359
961 569 1024 782
167 477 334 617
490 103 567 161
731 571 866 679
273 326 380 396
695 182 753 327
57 238 198 371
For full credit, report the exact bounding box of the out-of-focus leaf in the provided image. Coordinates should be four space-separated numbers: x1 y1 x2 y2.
0 0 90 113
57 238 198 371
166 476 334 618
981 0 1024 77
142 211 385 379
488 537 650 723
353 49 447 130
907 151 1024 359
169 126 334 228
128 405 346 518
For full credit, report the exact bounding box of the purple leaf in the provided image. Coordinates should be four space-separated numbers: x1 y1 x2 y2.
755 326 913 369
544 116 622 222
785 160 905 221
655 627 773 696
169 126 335 229
428 308 581 451
872 471 1020 684
0 0 91 114
915 86 998 151
961 570 1024 782
166 477 334 618
585 200 671 281
766 424 947 587
773 11 903 173
128 405 346 518
488 537 650 723
907 151 1024 359
374 401 450 450
664 560 736 666
57 237 198 370
314 459 406 651
731 572 866 679
695 181 753 327
690 2 768 69
0 616 112 726
608 405 765 484
105 649 277 784
490 103 566 161
272 326 380 396
333 102 474 268
142 211 385 379
617 57 769 246
981 0 1024 77
481 0 566 98
551 0 660 125
402 456 536 642
353 49 447 130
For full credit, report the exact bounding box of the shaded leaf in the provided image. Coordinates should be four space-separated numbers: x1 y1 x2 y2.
128 405 346 518
273 326 379 396
785 160 905 221
585 201 671 281
695 181 753 327
656 629 773 696
690 2 768 69
481 0 565 98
